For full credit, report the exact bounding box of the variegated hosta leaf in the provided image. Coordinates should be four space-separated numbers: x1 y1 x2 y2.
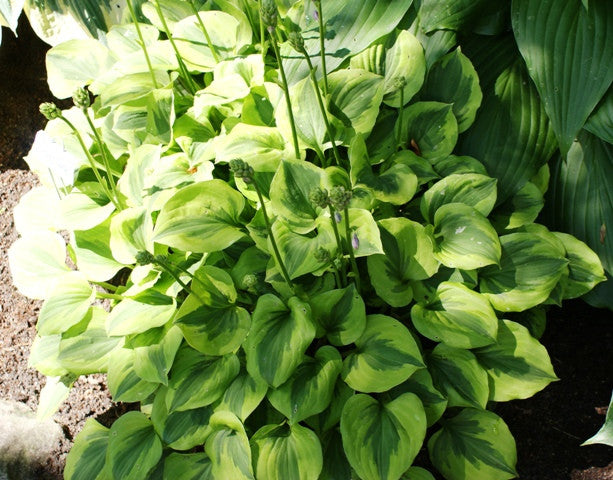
382 30 426 108
245 295 315 388
319 208 384 258
310 284 367 346
109 207 154 265
205 411 255 480
583 390 613 447
427 344 489 409
105 412 163 480
106 295 176 337
107 348 158 403
64 419 109 480
421 47 483 132
367 217 439 307
428 409 517 480
420 173 497 224
342 315 424 393
401 467 436 480
340 393 427 480
153 179 246 253
474 320 558 402
490 181 544 231
432 203 501 270
132 325 183 385
268 346 342 424
251 423 323 480
411 281 498 349
389 368 447 427
319 428 353 480
216 369 268 422
151 386 213 451
165 344 240 412
162 452 213 480
479 231 569 312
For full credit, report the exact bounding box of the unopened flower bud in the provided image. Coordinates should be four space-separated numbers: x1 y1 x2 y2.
261 0 278 31
329 186 352 211
392 76 407 91
39 102 62 120
135 250 155 266
229 159 254 183
288 31 305 53
351 233 359 250
72 87 90 109
314 247 331 263
309 187 329 208
242 274 258 289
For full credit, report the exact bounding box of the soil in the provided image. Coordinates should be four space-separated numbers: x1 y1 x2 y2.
0 18 611 480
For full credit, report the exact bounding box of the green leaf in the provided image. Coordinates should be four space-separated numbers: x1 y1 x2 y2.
491 181 544 231
544 133 613 297
37 273 94 335
270 159 325 234
175 266 251 356
553 232 606 299
328 69 385 137
133 325 183 385
245 295 316 387
340 393 427 480
72 219 124 282
389 369 447 427
318 429 352 480
512 0 613 154
37 374 75 420
109 207 154 265
106 412 163 480
64 419 109 480
458 38 557 202
251 423 323 480
205 411 255 480
58 192 115 231
422 48 483 132
397 101 458 159
163 452 213 480
45 39 114 98
585 86 613 144
107 296 176 337
411 281 498 349
432 203 501 270
474 320 558 402
418 0 498 32
58 307 121 374
282 0 413 85
8 231 70 299
480 232 568 312
367 218 439 307
349 135 418 205
151 387 213 451
107 348 159 402
153 179 246 253
310 284 367 346
432 154 488 177
583 390 613 447
166 345 240 412
342 315 424 393
391 150 439 185
271 219 336 280
401 467 436 480
268 346 342 424
319 208 383 258
427 344 489 409
421 174 497 224
216 369 268 422
29 334 67 377
428 409 517 480
382 30 426 108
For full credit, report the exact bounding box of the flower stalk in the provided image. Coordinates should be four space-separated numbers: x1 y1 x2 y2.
313 0 329 96
126 0 160 89
188 0 221 63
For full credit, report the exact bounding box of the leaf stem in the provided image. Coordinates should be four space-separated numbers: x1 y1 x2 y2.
254 182 294 290
269 34 300 160
96 292 124 301
154 0 199 95
397 86 405 150
188 0 220 63
92 281 118 292
302 50 341 166
59 116 120 210
154 256 207 304
258 0 267 63
343 207 361 293
126 0 160 89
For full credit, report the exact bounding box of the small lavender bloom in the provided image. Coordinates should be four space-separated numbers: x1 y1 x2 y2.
351 233 359 250
334 211 342 223
313 9 319 21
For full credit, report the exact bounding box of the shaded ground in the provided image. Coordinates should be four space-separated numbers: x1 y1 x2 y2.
1 18 611 480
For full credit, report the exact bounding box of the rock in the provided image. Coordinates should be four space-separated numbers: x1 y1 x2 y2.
0 400 63 480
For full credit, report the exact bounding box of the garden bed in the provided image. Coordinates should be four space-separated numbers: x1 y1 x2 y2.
0 18 611 480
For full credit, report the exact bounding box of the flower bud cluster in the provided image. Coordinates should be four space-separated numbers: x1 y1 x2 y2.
135 250 155 266
314 247 331 263
260 0 278 31
288 31 305 53
72 87 91 109
309 187 329 208
229 159 254 183
329 186 352 211
39 102 62 120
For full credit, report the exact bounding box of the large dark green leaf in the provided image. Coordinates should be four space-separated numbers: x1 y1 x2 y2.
459 36 557 202
585 86 613 144
512 0 613 154
418 0 501 33
340 393 427 480
428 409 517 480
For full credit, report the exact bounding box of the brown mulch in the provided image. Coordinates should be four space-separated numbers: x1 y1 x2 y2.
1 17 612 480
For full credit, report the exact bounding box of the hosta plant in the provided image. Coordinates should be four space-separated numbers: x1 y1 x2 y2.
8 0 607 479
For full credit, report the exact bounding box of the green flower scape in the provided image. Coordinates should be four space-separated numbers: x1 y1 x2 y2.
7 1 611 479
